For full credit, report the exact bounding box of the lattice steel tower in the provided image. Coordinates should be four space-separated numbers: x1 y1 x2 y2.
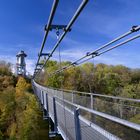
16 51 27 76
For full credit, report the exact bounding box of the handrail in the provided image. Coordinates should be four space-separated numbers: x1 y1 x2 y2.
33 80 140 103
32 80 140 140
55 88 140 103
55 96 140 131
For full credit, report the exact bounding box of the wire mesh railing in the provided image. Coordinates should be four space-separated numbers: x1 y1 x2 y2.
52 88 140 123
32 80 140 140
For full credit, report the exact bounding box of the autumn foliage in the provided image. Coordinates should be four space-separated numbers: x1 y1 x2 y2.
0 61 49 140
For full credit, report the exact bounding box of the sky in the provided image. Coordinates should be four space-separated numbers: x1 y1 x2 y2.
0 0 140 74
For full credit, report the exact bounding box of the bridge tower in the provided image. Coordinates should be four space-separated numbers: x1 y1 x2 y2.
16 50 27 76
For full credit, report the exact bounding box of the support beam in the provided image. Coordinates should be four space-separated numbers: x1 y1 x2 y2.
45 24 71 31
39 53 50 57
53 97 58 132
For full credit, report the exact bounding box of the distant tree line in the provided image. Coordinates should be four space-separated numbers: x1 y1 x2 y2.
36 60 140 99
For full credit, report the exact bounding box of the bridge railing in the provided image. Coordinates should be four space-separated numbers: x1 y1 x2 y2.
32 80 140 140
48 87 140 122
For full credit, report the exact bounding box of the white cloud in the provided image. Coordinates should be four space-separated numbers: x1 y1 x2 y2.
26 59 36 75
49 40 140 69
0 54 35 75
0 55 16 64
53 49 85 61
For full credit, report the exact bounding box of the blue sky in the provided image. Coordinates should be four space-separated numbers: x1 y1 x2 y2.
0 0 140 74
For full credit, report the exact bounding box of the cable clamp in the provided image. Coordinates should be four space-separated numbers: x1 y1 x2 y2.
86 52 90 56
40 53 50 57
35 68 41 71
49 54 52 57
91 52 99 57
36 63 44 66
45 24 71 32
131 25 140 32
56 28 60 39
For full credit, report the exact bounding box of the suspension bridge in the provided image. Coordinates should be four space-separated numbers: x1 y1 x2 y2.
16 0 140 139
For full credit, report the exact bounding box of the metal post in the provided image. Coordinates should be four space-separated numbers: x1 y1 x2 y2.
53 97 58 132
38 90 42 110
59 90 62 98
72 91 74 103
43 93 49 119
62 90 64 99
41 91 44 105
91 93 93 109
46 94 49 113
39 90 41 101
74 107 81 140
46 93 49 118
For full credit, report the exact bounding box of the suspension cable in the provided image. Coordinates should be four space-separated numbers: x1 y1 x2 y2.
34 0 59 73
74 33 140 66
98 34 140 56
33 1 140 79
48 27 140 76
60 25 140 68
34 0 89 78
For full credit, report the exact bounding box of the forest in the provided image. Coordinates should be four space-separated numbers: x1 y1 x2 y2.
35 60 140 139
0 61 51 140
0 60 140 139
36 60 140 123
36 60 140 99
